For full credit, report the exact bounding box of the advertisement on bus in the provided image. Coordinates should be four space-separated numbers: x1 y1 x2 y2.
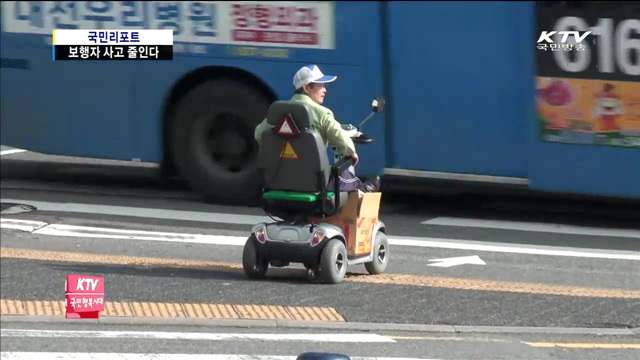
535 2 640 148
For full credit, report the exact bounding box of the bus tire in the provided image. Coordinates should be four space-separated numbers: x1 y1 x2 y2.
169 79 269 206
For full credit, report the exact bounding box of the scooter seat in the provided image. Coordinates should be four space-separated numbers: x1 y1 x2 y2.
262 190 349 220
263 190 334 202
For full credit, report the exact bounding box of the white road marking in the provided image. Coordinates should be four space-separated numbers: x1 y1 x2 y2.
0 219 48 232
0 199 273 225
0 149 27 156
389 236 640 261
0 329 396 343
423 217 640 239
427 255 486 268
2 218 640 261
3 198 638 240
0 354 435 360
2 219 244 246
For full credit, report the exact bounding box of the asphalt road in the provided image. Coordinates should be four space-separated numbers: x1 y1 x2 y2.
1 147 640 359
1 321 639 360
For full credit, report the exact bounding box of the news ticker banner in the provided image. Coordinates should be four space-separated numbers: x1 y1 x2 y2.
53 29 173 61
65 274 105 318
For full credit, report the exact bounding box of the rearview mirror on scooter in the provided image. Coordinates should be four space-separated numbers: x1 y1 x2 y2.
372 97 385 113
358 97 385 131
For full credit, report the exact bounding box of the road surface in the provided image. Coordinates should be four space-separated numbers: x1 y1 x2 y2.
1 147 639 359
1 321 639 360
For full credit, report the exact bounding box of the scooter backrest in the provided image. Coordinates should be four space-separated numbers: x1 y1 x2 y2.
259 101 331 193
266 100 313 129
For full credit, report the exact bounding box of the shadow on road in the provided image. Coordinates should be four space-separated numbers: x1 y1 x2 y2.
47 262 326 286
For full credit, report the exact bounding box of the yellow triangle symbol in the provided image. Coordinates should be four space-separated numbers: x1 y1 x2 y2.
281 141 298 159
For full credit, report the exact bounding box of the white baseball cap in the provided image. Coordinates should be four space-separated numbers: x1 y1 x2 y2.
293 65 337 89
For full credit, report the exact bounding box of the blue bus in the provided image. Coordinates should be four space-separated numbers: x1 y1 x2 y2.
2 1 638 205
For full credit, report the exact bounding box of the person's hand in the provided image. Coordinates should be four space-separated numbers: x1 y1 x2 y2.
351 153 359 165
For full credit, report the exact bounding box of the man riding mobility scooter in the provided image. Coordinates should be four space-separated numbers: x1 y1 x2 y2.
242 97 390 284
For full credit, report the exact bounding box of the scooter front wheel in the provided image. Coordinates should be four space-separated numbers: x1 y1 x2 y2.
365 231 389 275
305 267 316 282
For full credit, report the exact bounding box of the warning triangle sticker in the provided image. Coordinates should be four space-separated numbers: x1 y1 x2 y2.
280 141 298 159
279 121 294 135
275 114 299 137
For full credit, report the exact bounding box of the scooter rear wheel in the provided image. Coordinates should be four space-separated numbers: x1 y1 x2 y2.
242 235 269 279
319 239 348 284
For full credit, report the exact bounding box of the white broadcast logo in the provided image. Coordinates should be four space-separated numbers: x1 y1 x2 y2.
537 30 592 45
537 16 640 76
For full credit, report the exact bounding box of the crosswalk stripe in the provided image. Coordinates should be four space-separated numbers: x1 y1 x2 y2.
0 329 396 343
0 354 438 360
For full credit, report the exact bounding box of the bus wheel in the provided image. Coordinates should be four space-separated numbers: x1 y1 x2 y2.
170 79 269 206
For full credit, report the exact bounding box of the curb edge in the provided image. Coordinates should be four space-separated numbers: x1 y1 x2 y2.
0 315 635 336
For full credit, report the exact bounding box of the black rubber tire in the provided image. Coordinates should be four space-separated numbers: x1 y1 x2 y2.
365 231 389 275
305 267 316 282
169 78 270 206
319 239 348 284
242 235 268 279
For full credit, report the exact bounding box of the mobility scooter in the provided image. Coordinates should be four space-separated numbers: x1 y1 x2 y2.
242 97 389 284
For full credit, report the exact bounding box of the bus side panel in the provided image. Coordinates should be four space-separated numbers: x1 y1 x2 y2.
1 47 45 150
131 59 387 169
385 1 531 178
131 1 387 176
0 1 136 161
529 2 640 199
0 45 134 160
1 1 386 177
529 144 640 199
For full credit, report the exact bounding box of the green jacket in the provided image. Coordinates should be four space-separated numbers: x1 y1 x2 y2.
254 93 356 156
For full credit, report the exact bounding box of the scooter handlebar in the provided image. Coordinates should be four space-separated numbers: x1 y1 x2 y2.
332 155 356 173
341 124 373 144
